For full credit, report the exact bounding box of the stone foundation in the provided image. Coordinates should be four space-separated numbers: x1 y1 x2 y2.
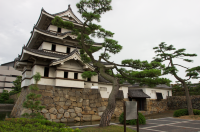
167 95 200 110
11 85 127 122
146 99 168 113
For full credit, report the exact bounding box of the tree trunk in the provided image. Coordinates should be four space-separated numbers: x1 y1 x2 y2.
183 82 194 115
99 78 120 127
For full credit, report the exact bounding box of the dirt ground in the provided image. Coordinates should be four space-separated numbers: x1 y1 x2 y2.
175 115 200 120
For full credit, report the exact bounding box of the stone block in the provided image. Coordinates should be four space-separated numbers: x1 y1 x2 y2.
57 114 63 119
50 114 57 119
42 90 53 97
84 106 91 111
98 112 103 116
52 119 60 123
98 106 106 112
38 85 46 90
74 107 82 113
74 117 80 121
64 112 70 118
55 102 65 107
83 99 89 106
77 113 83 117
90 99 94 103
89 111 95 115
76 91 81 96
43 97 53 104
68 109 75 113
44 113 50 119
41 109 48 114
67 118 75 122
54 96 60 102
69 92 76 96
46 86 53 90
96 102 101 107
82 95 89 99
89 94 97 99
60 97 66 101
56 106 61 110
58 108 64 114
70 113 77 118
20 108 32 115
92 115 101 121
65 100 72 106
63 106 69 110
81 111 89 115
77 102 82 107
45 104 55 109
83 115 92 121
49 108 57 114
65 95 70 99
70 96 76 101
90 103 96 108
61 118 67 123
72 102 78 107
69 106 74 109
77 97 83 103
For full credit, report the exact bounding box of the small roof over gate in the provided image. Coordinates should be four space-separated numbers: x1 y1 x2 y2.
128 89 150 98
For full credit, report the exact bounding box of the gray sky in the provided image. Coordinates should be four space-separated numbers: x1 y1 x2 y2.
0 0 200 84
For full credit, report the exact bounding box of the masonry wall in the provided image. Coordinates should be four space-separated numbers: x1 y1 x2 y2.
11 85 127 123
167 95 200 110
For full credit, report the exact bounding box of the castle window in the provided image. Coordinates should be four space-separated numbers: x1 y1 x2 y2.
87 78 91 81
57 27 61 33
64 72 68 78
44 67 49 77
66 47 70 53
74 73 78 79
51 44 56 51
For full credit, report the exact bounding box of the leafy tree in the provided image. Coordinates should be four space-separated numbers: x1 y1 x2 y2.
22 72 45 119
12 76 22 92
153 42 200 115
52 0 171 126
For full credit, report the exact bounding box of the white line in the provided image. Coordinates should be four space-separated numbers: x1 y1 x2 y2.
167 124 200 130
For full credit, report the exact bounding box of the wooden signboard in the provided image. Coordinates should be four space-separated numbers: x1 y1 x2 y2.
124 101 139 132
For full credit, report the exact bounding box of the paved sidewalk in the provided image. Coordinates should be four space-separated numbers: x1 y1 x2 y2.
70 117 200 132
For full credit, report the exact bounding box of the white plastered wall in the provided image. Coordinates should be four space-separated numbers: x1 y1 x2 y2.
41 42 52 50
56 45 67 53
55 79 84 88
119 86 128 98
84 82 98 88
48 25 57 32
98 84 112 98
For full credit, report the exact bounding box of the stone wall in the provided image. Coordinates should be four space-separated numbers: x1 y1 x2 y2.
11 85 126 123
9 92 21 104
167 95 200 110
146 99 168 114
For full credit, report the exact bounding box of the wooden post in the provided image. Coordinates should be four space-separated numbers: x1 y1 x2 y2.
137 101 139 132
124 101 126 132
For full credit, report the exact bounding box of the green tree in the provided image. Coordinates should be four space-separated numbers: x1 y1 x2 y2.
12 76 22 92
52 0 171 126
153 42 200 115
22 72 45 119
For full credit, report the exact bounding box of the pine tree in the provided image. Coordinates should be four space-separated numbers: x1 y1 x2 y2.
22 72 45 119
13 76 22 92
52 0 171 126
153 42 200 115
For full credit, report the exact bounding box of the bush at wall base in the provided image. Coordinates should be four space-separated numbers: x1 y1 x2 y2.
119 112 146 125
173 109 200 117
0 118 81 132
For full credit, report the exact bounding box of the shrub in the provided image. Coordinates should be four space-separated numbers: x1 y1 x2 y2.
119 112 146 125
5 99 14 104
0 118 81 132
0 90 12 104
173 109 200 117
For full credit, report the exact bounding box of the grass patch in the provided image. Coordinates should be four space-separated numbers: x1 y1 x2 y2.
0 118 81 132
81 125 136 132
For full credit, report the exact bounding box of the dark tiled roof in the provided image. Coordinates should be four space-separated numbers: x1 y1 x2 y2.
116 90 124 99
23 47 65 58
128 89 151 98
129 83 172 89
52 5 83 24
51 48 78 63
35 27 72 36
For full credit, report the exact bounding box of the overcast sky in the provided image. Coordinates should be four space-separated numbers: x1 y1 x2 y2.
0 0 200 84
